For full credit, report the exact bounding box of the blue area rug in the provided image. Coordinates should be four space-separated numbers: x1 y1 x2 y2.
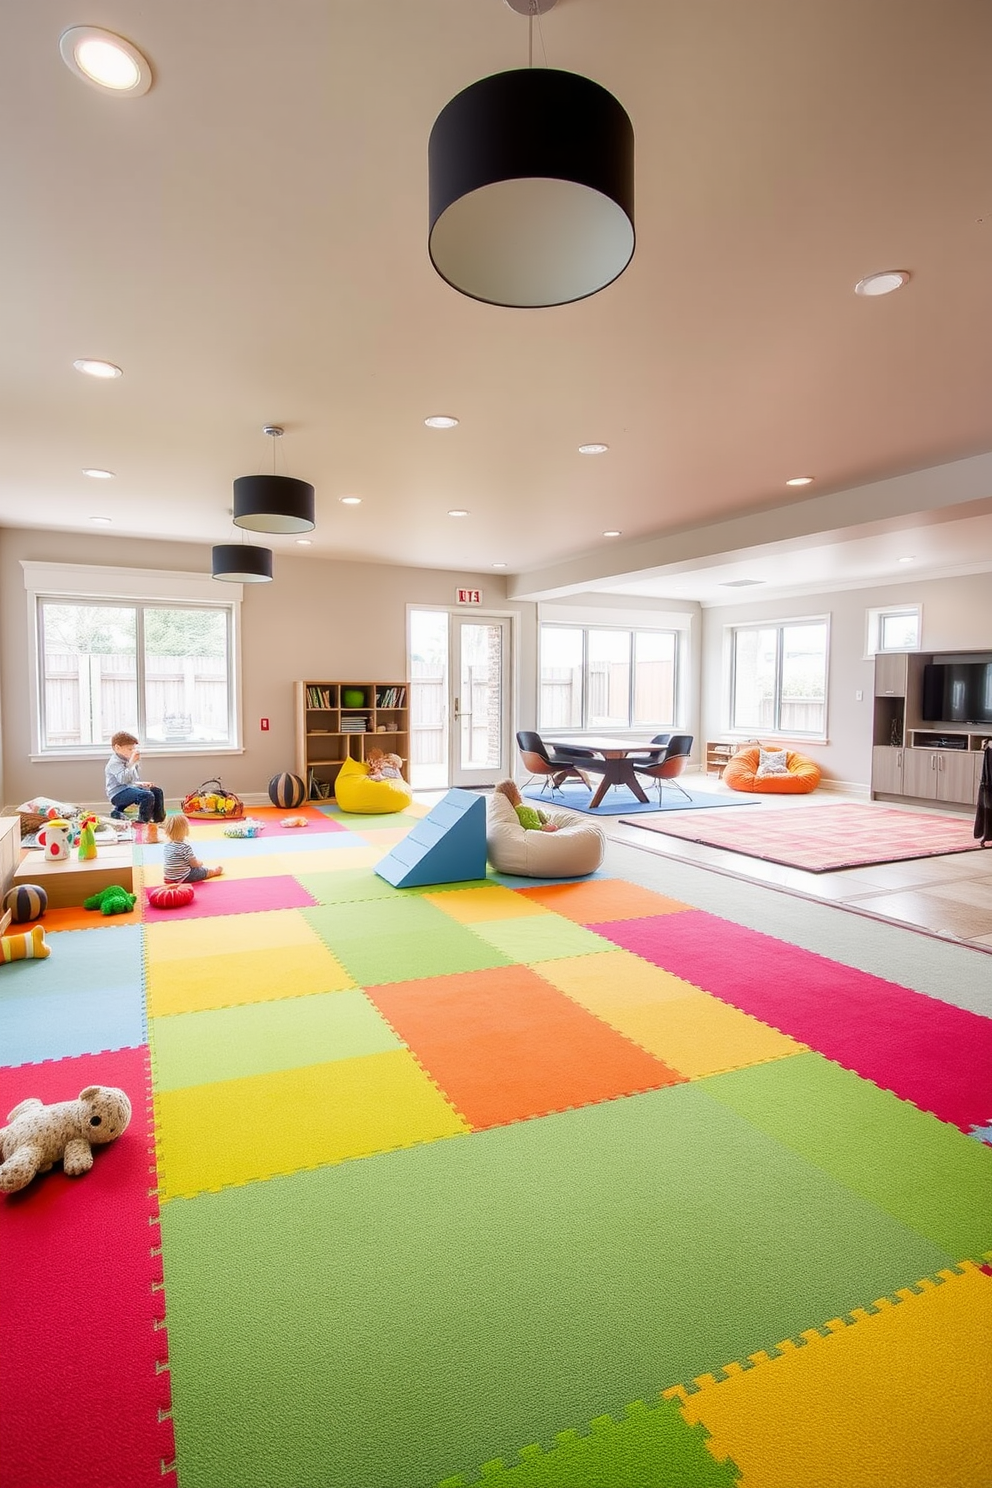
522 783 759 817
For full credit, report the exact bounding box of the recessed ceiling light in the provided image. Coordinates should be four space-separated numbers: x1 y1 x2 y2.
59 27 152 95
338 495 362 505
854 270 910 297
295 538 312 546
448 508 469 517
898 555 915 564
603 529 622 537
73 358 123 379
578 443 609 455
720 579 765 588
82 468 114 479
89 515 112 524
492 562 507 568
785 476 814 487
425 415 459 429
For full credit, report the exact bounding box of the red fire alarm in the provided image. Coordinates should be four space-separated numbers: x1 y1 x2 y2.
260 718 270 731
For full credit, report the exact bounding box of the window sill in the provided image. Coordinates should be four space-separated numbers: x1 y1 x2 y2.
30 746 245 763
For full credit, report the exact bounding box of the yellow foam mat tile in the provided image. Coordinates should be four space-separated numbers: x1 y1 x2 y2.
422 885 552 923
147 941 355 1017
144 908 323 963
141 853 294 886
536 949 705 1012
598 994 807 1079
155 1047 470 1200
667 1262 992 1488
294 845 384 873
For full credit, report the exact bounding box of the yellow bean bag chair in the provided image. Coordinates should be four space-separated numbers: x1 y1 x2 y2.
333 755 413 814
723 745 822 795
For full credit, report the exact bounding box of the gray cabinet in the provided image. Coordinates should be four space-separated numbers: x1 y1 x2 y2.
871 746 904 794
874 653 909 697
899 747 979 806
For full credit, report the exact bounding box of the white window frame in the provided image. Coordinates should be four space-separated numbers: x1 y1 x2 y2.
727 614 830 740
22 562 244 761
539 621 683 733
865 604 921 658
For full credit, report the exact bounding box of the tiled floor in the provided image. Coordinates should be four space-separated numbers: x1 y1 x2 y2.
600 775 992 952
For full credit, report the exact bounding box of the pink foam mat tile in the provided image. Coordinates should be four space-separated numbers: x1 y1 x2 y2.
595 909 992 1132
227 806 349 836
0 1045 174 1488
143 874 318 921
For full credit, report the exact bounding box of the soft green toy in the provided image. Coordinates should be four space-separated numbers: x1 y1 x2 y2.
514 803 547 831
84 884 137 916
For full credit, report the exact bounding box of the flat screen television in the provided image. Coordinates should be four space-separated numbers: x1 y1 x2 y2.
922 661 992 724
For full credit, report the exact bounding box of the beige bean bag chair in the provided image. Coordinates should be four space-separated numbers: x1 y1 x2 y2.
486 790 605 878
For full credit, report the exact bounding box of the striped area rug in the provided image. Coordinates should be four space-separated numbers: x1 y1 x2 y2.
1 803 990 1488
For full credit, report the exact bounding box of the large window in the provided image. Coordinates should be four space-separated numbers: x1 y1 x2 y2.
730 619 828 736
36 596 235 753
539 624 679 730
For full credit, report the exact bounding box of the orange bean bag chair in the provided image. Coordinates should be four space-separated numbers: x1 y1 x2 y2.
723 745 821 794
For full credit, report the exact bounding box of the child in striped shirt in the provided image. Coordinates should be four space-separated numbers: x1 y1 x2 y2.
161 814 223 883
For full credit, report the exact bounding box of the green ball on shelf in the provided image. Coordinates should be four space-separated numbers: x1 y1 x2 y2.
342 688 365 708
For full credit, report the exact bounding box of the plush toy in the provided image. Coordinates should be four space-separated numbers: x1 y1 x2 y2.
280 815 309 828
0 1085 132 1193
223 818 263 838
1 924 50 963
77 813 99 861
84 885 137 916
147 883 195 909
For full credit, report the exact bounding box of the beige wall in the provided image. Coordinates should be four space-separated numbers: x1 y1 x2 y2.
700 573 992 789
0 527 538 807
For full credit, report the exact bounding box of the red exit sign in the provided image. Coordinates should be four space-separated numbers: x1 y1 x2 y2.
456 588 482 605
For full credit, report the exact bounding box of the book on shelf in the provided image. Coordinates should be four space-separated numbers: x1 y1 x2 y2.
306 685 334 709
375 686 407 708
341 718 368 732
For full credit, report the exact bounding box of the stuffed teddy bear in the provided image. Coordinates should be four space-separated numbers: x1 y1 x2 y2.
84 885 137 916
0 1085 132 1193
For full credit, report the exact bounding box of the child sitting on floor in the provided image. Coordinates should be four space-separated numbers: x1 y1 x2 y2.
162 813 224 883
366 748 404 782
494 779 559 832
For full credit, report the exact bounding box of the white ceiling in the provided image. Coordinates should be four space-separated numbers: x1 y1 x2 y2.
2 0 992 596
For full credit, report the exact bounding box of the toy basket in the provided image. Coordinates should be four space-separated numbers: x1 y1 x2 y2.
180 778 245 820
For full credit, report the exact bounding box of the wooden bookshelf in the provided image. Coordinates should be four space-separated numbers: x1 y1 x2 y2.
294 681 409 801
705 741 738 776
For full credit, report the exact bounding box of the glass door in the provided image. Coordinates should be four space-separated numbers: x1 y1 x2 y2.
451 615 511 787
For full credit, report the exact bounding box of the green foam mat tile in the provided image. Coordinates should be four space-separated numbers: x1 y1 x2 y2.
466 915 616 964
437 1397 739 1487
159 1083 951 1488
303 904 514 984
304 894 458 938
150 990 403 1091
294 869 493 907
324 809 425 831
700 1052 992 1261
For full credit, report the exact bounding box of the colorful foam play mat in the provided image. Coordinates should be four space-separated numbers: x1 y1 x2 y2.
1 802 990 1487
625 800 985 871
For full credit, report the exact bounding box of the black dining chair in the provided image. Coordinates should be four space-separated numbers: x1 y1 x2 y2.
629 732 672 764
633 733 694 802
515 731 596 794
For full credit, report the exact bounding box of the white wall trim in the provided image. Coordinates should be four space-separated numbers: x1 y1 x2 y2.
21 561 242 604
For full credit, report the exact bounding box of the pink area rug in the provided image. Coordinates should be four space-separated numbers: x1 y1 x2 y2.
143 874 317 921
624 801 983 871
596 910 992 1131
0 1045 173 1488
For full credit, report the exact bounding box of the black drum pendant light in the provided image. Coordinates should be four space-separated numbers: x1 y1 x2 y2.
428 0 634 308
233 425 315 535
211 543 273 583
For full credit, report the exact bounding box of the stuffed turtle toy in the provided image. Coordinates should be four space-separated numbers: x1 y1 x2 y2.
0 1085 132 1193
84 885 137 916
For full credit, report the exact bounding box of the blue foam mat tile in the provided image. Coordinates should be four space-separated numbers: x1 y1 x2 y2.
0 925 145 1065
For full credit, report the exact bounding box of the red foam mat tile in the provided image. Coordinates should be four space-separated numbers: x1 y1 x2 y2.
0 1046 174 1488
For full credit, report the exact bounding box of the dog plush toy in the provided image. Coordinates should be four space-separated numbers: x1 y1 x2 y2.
0 1086 132 1193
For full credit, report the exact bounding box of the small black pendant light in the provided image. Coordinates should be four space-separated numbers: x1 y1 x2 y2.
233 425 316 535
211 543 273 583
428 0 634 308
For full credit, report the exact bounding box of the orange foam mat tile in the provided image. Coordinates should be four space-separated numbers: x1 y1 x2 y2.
666 1261 992 1488
517 878 692 923
365 964 685 1129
